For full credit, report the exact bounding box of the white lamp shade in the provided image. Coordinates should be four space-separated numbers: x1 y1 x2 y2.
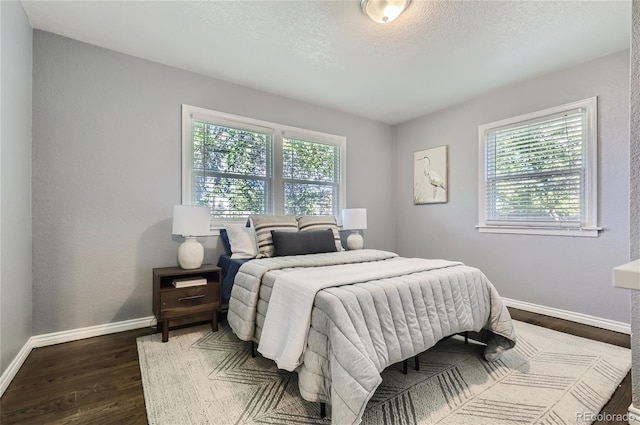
342 208 367 230
172 205 210 236
361 0 411 24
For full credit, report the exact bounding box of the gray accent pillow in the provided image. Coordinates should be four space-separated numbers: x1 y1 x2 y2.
296 215 344 252
250 215 298 258
271 229 337 256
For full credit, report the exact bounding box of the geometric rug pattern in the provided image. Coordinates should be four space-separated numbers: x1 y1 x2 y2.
137 321 630 425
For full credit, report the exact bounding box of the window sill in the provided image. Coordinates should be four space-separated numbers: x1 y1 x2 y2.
476 225 601 237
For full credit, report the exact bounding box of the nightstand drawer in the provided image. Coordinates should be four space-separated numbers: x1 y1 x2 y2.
160 285 216 310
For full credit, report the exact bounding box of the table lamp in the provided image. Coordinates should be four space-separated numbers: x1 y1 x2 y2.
341 208 367 250
172 205 210 269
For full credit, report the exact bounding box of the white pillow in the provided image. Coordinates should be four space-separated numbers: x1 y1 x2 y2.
224 224 258 259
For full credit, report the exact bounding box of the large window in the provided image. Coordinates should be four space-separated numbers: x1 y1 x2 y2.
477 97 599 237
182 105 346 226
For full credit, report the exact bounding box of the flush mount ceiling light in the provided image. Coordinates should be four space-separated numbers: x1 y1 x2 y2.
361 0 411 24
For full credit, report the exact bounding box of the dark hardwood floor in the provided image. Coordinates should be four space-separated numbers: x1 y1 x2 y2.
0 308 632 424
0 326 156 424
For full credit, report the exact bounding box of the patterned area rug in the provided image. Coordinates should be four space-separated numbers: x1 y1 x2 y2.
137 321 630 425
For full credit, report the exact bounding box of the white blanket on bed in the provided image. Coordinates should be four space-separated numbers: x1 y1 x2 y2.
257 257 462 371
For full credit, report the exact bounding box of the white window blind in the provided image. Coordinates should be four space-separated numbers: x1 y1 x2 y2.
189 119 273 218
478 97 599 237
182 105 346 226
283 136 341 216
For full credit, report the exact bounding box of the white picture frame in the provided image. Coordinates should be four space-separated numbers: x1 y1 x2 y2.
413 145 448 204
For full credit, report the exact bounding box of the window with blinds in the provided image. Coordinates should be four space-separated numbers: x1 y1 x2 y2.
182 105 346 225
283 136 341 216
189 120 272 218
478 97 599 237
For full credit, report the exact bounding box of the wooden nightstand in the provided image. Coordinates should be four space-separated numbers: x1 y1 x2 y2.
152 264 221 342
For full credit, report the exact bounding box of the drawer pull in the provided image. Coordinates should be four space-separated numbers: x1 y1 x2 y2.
178 295 205 302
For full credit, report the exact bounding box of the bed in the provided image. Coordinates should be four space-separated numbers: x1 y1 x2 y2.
227 241 516 425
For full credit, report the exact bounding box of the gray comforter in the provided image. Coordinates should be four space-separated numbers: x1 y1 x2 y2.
227 249 516 425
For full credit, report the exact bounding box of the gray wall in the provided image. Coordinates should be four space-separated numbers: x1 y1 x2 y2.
394 51 631 324
32 31 395 335
0 0 33 375
629 0 640 408
632 1 640 266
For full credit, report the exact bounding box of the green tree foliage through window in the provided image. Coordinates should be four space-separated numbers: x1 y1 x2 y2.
191 121 272 218
283 137 340 216
486 112 584 223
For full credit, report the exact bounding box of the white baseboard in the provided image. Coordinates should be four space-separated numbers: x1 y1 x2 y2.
0 338 35 398
0 315 157 397
30 315 157 348
628 404 640 424
503 297 631 335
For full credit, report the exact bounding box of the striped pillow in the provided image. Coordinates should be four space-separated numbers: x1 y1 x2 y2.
296 215 343 252
250 215 298 258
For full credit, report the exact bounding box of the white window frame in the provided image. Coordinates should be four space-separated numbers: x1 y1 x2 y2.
181 105 347 230
477 97 600 237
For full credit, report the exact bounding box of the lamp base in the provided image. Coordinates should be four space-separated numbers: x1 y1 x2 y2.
346 231 364 250
178 237 204 269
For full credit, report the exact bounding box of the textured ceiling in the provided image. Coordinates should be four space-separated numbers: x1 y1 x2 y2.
21 0 631 124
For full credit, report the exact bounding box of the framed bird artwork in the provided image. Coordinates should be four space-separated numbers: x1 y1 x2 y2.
413 145 448 204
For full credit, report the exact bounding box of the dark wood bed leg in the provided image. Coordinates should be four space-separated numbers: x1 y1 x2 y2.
320 402 326 418
161 321 169 343
250 341 256 358
211 310 218 332
414 354 420 371
402 359 408 375
464 331 469 345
